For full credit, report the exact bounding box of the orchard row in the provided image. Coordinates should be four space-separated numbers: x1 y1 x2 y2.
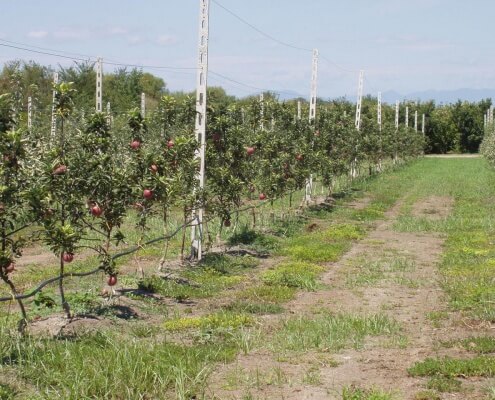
0 83 425 326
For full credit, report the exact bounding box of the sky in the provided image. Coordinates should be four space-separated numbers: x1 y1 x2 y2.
0 0 494 100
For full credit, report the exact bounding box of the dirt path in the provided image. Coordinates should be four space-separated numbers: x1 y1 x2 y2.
207 195 492 399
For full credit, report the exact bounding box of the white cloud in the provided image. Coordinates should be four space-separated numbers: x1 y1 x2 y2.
107 27 128 36
27 30 48 39
156 34 178 46
53 27 90 40
127 35 144 45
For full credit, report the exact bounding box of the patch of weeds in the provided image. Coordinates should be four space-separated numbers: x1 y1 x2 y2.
389 257 415 272
426 311 448 328
138 267 244 300
200 253 259 274
323 223 365 240
130 323 160 338
442 336 495 354
0 331 236 399
228 228 281 253
261 261 324 290
0 383 15 400
224 300 284 315
395 276 420 289
238 284 296 303
351 204 386 222
408 356 495 377
414 390 440 400
163 311 254 332
65 291 99 315
272 313 400 353
345 261 385 288
342 385 396 400
302 365 322 385
393 216 444 233
426 376 462 393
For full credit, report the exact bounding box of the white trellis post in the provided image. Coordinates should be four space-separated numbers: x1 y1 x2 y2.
259 93 264 130
27 96 32 131
351 70 364 178
394 100 399 164
377 92 382 172
422 114 425 135
484 113 487 128
377 91 382 131
355 70 364 130
95 57 103 113
50 72 59 137
405 106 409 128
306 48 318 202
297 100 301 120
106 102 112 126
414 110 418 132
190 0 209 261
141 92 146 117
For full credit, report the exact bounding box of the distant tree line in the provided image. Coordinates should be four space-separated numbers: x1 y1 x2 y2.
0 59 490 154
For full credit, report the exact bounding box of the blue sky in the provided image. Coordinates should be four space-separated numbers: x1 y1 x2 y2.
1 0 494 99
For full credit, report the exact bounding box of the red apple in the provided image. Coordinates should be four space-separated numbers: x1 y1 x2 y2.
5 263 15 274
63 252 74 263
150 164 158 174
212 133 221 142
314 130 320 137
224 219 231 227
246 147 255 156
296 154 303 161
107 275 117 286
143 189 153 200
167 140 174 149
53 164 67 175
130 140 141 150
259 193 266 200
91 205 103 217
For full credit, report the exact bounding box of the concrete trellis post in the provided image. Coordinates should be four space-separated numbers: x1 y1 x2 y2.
95 57 103 113
355 70 364 130
422 114 425 135
106 102 112 126
405 106 409 128
190 0 209 260
351 70 364 178
27 96 32 131
394 100 399 164
414 110 418 132
259 93 264 130
377 92 382 132
141 92 146 117
297 100 301 120
50 72 59 137
306 48 318 202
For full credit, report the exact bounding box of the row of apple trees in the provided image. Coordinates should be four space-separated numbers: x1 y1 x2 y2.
0 83 424 327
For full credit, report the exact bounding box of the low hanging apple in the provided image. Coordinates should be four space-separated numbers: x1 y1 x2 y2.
130 140 141 150
52 164 67 175
259 193 266 200
167 140 174 149
4 263 15 274
143 189 153 200
246 147 255 156
223 218 231 227
150 164 158 174
296 154 304 161
107 275 117 286
62 252 74 263
91 204 103 217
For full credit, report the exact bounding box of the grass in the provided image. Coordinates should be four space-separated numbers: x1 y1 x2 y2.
342 386 396 400
441 336 495 354
271 313 401 353
237 284 296 303
223 300 284 315
261 261 324 290
409 356 495 378
163 311 255 332
0 329 237 399
426 376 462 392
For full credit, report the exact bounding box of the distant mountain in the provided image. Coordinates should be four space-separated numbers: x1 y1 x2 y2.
380 89 495 104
